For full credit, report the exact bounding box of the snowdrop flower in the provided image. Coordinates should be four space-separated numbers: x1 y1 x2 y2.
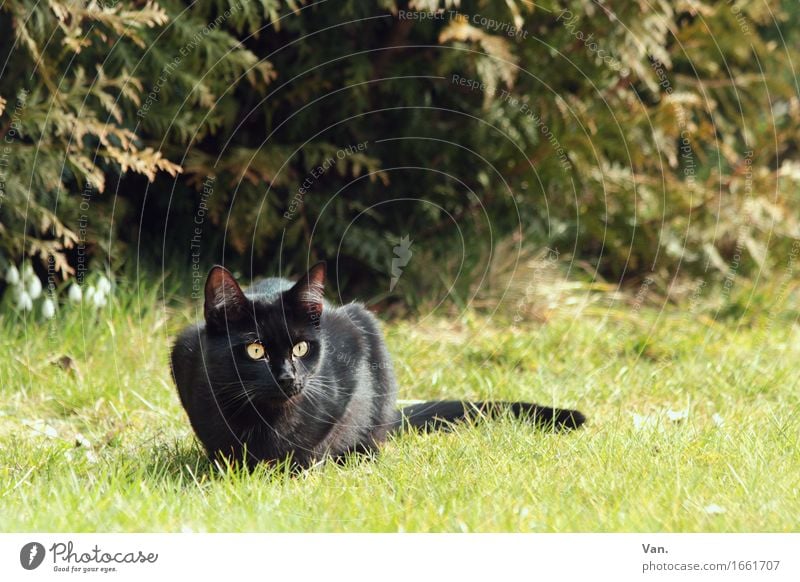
16 291 33 311
92 291 107 308
83 277 111 309
703 504 726 515
5 264 19 285
27 275 42 299
97 275 112 294
41 298 56 319
21 262 34 282
712 413 724 427
11 283 23 301
68 283 82 303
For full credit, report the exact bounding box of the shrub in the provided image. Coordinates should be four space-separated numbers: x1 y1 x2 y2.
0 0 797 303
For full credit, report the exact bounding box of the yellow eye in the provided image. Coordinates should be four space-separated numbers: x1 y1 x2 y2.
292 341 309 358
246 342 265 360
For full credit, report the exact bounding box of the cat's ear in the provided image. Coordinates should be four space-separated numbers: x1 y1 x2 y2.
286 261 326 324
204 266 249 331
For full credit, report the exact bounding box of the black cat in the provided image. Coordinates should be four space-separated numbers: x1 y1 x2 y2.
170 263 585 469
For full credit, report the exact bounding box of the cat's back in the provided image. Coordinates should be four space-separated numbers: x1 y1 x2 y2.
321 302 397 389
316 300 375 339
320 301 400 444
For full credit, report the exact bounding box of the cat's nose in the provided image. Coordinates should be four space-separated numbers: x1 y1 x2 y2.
276 369 294 389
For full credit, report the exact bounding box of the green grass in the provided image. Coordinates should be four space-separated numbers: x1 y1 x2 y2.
0 288 798 532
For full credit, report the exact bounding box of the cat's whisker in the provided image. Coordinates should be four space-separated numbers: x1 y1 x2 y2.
300 385 325 407
304 379 335 400
215 386 261 410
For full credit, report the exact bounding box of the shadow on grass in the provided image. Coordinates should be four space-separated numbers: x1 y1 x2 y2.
138 439 215 486
136 438 303 487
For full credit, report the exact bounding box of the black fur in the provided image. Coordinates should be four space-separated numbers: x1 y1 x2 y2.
170 263 585 469
399 400 585 432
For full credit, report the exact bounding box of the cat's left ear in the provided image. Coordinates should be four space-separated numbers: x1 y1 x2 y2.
286 261 326 324
204 266 249 331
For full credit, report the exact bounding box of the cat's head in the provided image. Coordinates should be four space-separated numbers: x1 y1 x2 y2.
201 263 326 406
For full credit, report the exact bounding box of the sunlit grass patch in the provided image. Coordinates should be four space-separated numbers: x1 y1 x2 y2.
0 287 797 532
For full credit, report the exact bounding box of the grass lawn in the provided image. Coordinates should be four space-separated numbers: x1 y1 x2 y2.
1 287 798 532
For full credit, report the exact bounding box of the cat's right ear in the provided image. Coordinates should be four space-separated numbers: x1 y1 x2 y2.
204 266 248 331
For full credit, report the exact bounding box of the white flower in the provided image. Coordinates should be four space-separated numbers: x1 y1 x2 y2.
22 262 34 282
666 409 689 422
97 275 112 294
68 283 83 303
5 264 19 285
16 291 33 311
92 291 107 308
712 413 724 427
27 275 42 299
704 504 726 515
85 285 96 304
23 419 59 439
41 298 56 319
11 283 23 301
632 413 657 431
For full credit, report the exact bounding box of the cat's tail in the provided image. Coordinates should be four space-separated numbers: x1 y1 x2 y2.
398 400 585 432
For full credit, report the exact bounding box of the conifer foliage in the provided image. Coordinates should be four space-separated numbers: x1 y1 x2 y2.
0 1 797 291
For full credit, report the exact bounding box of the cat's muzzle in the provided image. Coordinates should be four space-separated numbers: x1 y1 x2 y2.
277 379 301 398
